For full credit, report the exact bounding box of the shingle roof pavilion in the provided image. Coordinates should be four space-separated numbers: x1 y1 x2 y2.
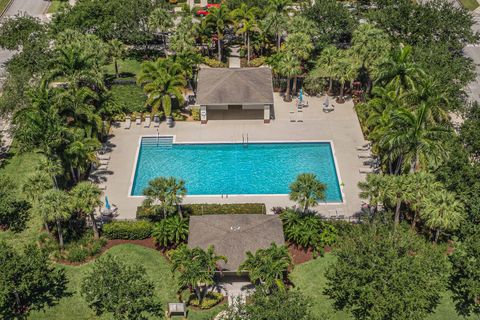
196 68 274 106
188 214 285 271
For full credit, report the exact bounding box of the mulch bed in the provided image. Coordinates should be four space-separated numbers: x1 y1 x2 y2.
287 242 332 265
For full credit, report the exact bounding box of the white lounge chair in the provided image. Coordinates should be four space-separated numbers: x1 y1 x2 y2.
99 159 109 165
153 115 160 127
297 109 304 122
135 116 141 125
98 184 107 190
124 117 131 129
97 163 108 171
359 167 375 174
358 152 373 159
144 115 151 128
97 154 110 160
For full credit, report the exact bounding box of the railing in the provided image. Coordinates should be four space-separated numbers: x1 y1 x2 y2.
242 133 249 147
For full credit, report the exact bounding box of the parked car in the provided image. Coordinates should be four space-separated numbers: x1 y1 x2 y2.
196 4 220 17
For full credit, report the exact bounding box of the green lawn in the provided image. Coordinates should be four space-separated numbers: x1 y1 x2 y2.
291 254 475 320
0 152 45 249
110 84 147 113
103 59 143 78
459 0 479 10
29 245 226 320
47 0 65 13
0 0 11 14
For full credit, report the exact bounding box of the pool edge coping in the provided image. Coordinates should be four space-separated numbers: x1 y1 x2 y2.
127 135 346 205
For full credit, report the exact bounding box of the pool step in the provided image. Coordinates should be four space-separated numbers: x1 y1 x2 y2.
141 136 173 148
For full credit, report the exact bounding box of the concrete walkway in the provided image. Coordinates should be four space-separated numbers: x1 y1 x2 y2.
229 46 241 68
100 93 367 220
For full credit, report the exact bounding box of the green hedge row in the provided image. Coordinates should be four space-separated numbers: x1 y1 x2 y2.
137 203 266 220
102 220 153 240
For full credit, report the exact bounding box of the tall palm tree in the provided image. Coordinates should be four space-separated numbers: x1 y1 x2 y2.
70 182 103 239
422 191 464 242
376 45 425 94
407 76 450 125
289 173 327 213
358 174 388 214
378 103 451 173
142 177 175 219
23 171 53 232
171 245 227 303
383 175 416 226
64 129 100 183
239 243 292 292
285 32 313 94
312 46 340 96
263 0 292 49
37 189 71 250
236 17 261 63
148 8 174 56
231 3 260 42
137 58 186 119
107 39 126 78
277 52 301 102
407 172 443 229
204 6 232 62
165 177 187 219
332 56 352 103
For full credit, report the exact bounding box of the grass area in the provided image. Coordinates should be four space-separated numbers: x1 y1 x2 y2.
110 84 147 113
30 245 226 320
459 0 479 10
0 0 11 14
47 0 65 13
290 254 475 320
103 59 143 78
0 152 45 249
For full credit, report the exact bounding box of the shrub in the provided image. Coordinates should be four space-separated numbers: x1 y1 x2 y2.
248 57 265 67
189 292 224 309
152 216 189 248
191 107 200 121
172 110 186 121
203 57 227 68
66 246 89 262
102 221 153 240
137 203 266 220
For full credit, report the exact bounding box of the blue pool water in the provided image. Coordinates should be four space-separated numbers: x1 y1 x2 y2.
131 138 343 201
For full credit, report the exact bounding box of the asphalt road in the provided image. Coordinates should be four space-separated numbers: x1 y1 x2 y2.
0 0 50 78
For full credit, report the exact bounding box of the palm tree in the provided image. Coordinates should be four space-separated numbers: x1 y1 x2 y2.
285 32 313 94
312 46 340 96
289 173 327 213
137 58 186 121
376 45 425 94
236 17 261 63
231 4 260 41
277 52 301 102
70 182 103 239
422 191 464 242
378 103 451 173
263 0 292 49
407 172 443 229
64 129 100 183
383 175 416 226
239 243 292 291
204 6 232 62
332 55 352 104
152 216 189 248
165 177 187 219
148 8 174 56
37 189 71 250
171 245 227 303
358 174 388 215
107 39 126 78
351 23 390 93
142 177 176 219
23 171 53 232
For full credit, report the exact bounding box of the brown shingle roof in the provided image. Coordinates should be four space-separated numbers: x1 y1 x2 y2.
196 68 274 105
188 214 285 271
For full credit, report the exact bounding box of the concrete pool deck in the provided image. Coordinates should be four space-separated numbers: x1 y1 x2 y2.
100 94 368 219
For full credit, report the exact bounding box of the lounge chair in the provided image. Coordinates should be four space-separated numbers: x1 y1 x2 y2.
289 111 296 122
98 184 107 190
97 154 110 160
135 116 141 125
297 109 303 122
124 117 131 129
323 105 334 113
99 159 109 165
358 152 372 159
356 144 370 151
153 115 160 127
97 163 108 171
144 115 151 128
359 167 375 174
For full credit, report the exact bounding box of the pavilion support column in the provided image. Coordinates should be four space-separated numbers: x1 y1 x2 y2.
264 105 270 124
200 106 208 124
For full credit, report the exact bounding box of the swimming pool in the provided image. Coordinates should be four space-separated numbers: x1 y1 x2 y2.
130 137 343 202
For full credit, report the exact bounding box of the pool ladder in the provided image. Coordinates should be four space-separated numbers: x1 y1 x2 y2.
242 133 249 147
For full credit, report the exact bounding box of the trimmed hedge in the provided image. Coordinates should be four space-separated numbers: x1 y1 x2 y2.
102 220 153 240
137 203 266 220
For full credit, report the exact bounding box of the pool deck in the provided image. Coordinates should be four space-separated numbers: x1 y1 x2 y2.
100 94 368 219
